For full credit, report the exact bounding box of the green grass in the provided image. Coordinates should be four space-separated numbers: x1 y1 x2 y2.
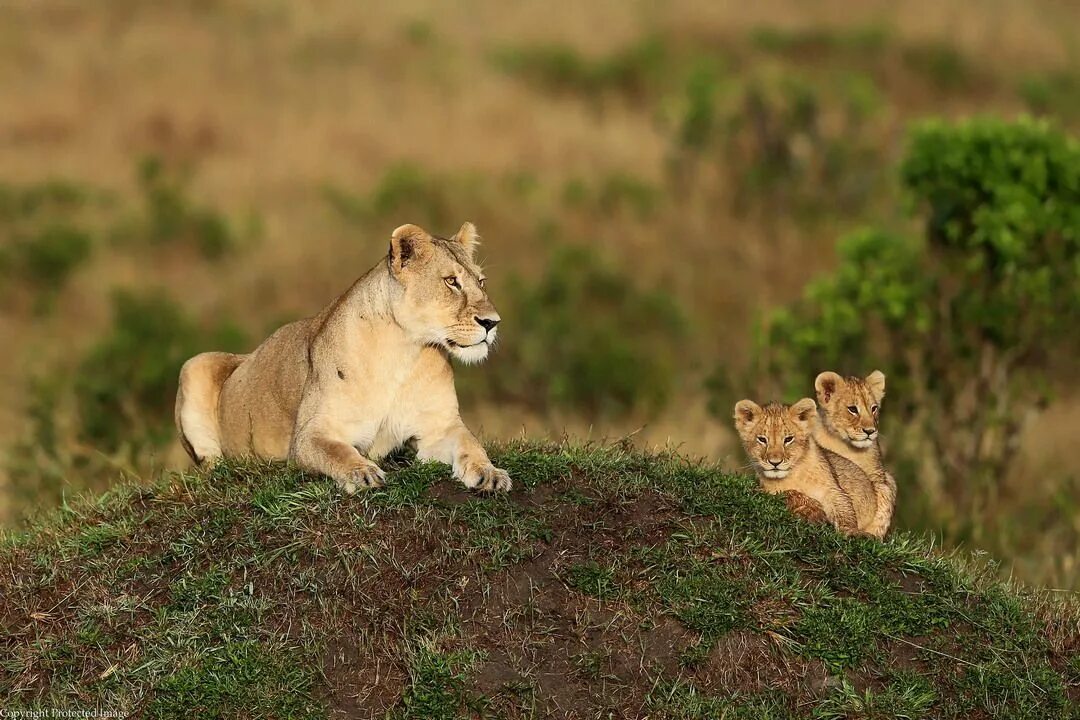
1 443 1077 718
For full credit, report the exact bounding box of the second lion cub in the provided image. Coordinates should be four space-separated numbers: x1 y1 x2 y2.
733 398 880 537
813 371 897 538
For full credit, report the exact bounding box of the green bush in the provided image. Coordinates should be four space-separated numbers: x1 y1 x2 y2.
749 25 889 58
126 156 236 260
6 289 247 517
559 172 660 220
75 289 246 453
323 162 476 229
901 40 972 92
667 67 885 220
0 180 100 303
486 244 687 418
720 117 1080 548
0 179 91 222
1019 70 1080 122
492 35 667 103
13 223 93 290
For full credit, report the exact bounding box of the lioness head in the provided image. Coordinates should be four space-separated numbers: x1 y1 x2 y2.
814 370 885 449
387 222 501 364
734 398 816 480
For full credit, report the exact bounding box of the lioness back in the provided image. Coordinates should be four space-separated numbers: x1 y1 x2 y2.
217 318 315 459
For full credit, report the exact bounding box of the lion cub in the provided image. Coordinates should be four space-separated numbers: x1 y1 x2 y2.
733 398 878 537
813 371 896 538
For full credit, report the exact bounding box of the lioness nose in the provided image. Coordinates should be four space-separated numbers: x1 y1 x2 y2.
475 316 500 332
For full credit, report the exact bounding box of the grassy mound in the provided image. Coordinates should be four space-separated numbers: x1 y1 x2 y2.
1 443 1077 718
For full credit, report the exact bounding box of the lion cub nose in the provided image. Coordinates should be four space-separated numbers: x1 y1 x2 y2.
475 316 500 332
863 428 876 437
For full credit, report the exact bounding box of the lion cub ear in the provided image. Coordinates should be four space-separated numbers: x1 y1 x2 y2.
866 370 886 402
452 221 480 259
389 224 431 274
789 398 817 426
733 399 762 433
814 371 843 404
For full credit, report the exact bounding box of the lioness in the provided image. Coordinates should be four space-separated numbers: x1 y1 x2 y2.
733 398 878 536
175 222 511 493
813 370 896 538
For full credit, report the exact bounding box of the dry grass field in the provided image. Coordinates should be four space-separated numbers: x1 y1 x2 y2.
1 0 1079 588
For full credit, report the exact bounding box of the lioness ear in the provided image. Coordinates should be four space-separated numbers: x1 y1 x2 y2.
815 371 843 404
789 397 817 425
389 224 430 274
452 221 479 259
733 399 761 432
866 370 886 401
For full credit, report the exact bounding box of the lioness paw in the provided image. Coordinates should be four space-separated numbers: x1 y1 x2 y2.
337 464 386 494
460 463 512 493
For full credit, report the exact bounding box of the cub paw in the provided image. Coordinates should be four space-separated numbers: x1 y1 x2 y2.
336 463 386 495
782 490 829 525
460 463 512 493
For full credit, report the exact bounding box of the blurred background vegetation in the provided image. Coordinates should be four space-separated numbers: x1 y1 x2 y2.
1 0 1078 590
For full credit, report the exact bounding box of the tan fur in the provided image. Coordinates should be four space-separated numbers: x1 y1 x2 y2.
814 370 897 538
733 398 878 537
175 222 512 493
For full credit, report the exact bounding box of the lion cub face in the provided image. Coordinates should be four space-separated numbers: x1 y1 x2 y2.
388 222 501 365
734 398 817 480
814 371 885 449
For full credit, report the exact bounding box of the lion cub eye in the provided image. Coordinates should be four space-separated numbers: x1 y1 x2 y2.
847 405 859 416
444 277 461 290
783 435 794 445
478 277 486 289
870 404 879 414
756 436 767 446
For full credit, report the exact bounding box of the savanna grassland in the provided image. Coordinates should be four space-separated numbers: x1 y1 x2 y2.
1 0 1079 590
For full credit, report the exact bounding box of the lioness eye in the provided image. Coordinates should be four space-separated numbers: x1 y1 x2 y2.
756 436 767 446
847 405 859 415
783 435 794 445
444 277 460 289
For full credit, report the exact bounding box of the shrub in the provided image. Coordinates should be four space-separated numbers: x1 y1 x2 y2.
323 162 473 229
1019 70 1080 122
749 25 889 58
709 74 885 219
13 223 93 291
75 289 246 453
719 117 1080 542
665 62 886 218
559 172 661 220
125 156 236 260
0 180 100 303
901 41 972 92
485 244 687 418
492 35 667 104
7 289 247 517
0 179 90 222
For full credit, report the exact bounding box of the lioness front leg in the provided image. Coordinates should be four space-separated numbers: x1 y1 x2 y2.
417 423 511 493
292 433 385 494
